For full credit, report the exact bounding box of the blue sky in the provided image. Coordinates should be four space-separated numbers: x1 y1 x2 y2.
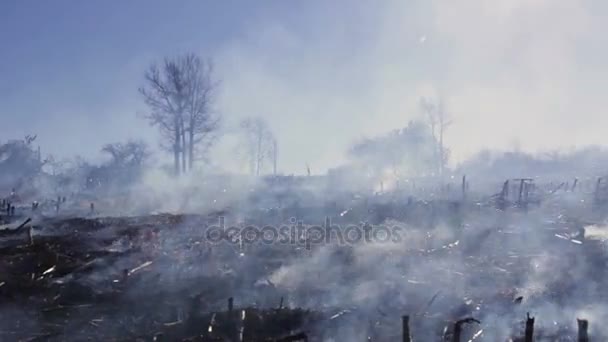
0 0 271 158
0 0 386 172
1 0 608 174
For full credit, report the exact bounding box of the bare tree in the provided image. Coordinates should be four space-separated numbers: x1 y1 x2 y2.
139 53 219 175
420 97 451 178
239 117 276 176
182 56 220 171
139 59 185 175
271 136 278 175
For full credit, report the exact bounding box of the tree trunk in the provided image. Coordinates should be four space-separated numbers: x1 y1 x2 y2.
256 132 262 176
174 120 181 176
188 129 194 171
181 120 187 174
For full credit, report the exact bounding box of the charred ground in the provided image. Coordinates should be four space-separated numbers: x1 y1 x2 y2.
0 178 607 341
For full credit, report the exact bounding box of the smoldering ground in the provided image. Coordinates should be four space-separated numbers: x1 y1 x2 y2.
2 180 608 341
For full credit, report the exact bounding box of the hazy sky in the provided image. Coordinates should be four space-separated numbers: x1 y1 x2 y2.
1 0 607 174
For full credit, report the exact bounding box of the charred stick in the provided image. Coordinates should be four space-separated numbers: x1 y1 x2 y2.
525 313 534 342
402 315 411 342
577 319 589 342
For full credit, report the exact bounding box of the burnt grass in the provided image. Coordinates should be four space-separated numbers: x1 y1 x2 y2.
0 198 605 341
0 214 322 341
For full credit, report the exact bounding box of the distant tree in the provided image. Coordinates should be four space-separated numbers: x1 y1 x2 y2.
457 146 608 181
139 53 219 175
349 120 437 178
270 136 278 175
0 135 45 188
83 140 151 190
43 155 71 177
239 117 276 176
420 97 451 178
101 140 150 168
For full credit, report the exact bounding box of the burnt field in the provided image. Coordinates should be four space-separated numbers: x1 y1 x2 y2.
0 180 608 341
7 0 608 339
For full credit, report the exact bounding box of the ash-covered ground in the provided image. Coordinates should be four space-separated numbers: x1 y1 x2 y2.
1 177 608 341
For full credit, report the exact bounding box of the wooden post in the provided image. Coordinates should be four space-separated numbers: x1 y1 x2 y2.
453 322 462 342
518 179 525 207
595 178 602 202
226 297 237 341
402 315 411 342
525 313 534 342
188 293 203 325
577 319 588 342
498 180 509 210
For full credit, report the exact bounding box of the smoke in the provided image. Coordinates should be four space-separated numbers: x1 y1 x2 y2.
210 0 607 172
3 1 608 340
242 195 608 339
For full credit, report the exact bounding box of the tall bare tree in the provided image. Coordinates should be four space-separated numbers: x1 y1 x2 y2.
239 117 276 176
139 53 219 175
270 136 278 175
182 56 220 171
420 97 451 178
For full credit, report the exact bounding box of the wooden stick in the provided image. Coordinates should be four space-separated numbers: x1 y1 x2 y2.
577 319 588 342
16 218 32 230
525 313 534 342
402 315 411 342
